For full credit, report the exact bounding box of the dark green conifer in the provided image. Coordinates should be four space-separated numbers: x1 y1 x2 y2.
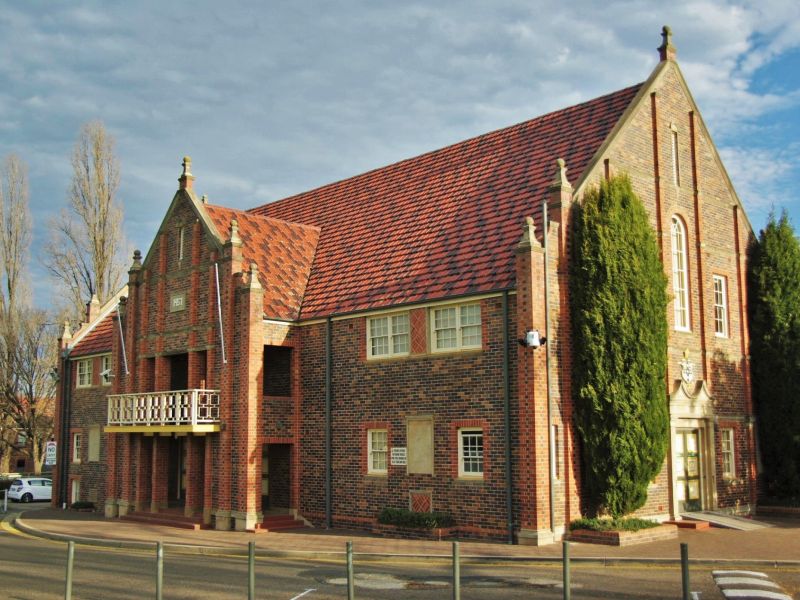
570 174 669 517
749 211 800 497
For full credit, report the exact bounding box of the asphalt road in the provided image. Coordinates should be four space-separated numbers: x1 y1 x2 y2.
1 504 798 599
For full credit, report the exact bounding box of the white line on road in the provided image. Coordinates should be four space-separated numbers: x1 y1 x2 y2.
289 588 316 600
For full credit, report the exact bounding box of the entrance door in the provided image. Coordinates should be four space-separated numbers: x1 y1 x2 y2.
167 437 186 507
675 429 702 512
169 354 189 390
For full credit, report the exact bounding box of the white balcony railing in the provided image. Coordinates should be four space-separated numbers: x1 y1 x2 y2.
107 389 221 427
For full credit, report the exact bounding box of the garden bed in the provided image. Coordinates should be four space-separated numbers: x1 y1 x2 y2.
372 522 457 541
568 524 677 546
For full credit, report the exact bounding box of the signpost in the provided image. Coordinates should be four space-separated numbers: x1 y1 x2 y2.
44 441 57 466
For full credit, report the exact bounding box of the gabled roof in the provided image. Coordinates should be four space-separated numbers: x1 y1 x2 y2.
68 286 127 357
251 83 642 318
71 314 113 358
204 205 320 321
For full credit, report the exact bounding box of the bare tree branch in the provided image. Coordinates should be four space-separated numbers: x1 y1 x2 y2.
45 120 126 318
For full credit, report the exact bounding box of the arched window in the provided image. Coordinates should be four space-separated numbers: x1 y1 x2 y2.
671 216 690 331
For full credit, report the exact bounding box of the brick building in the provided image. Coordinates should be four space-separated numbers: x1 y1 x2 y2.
54 29 758 544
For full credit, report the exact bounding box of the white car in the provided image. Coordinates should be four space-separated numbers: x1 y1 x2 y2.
7 477 52 502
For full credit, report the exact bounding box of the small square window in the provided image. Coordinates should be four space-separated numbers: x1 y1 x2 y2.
432 304 481 352
76 359 92 388
721 428 735 480
458 428 484 478
101 355 113 386
367 314 409 358
72 432 82 464
368 429 388 474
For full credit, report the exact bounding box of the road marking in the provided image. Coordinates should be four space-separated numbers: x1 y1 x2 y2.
712 570 792 600
289 589 316 599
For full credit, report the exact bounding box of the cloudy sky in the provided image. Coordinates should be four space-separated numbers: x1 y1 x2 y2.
1 1 799 307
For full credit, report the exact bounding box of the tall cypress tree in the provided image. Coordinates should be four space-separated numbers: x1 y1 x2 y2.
749 211 800 497
570 174 669 517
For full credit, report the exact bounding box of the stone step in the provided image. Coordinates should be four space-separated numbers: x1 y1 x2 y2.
252 515 308 533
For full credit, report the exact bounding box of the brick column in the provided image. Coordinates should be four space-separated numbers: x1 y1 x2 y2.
118 434 134 516
104 433 118 517
515 215 552 546
231 262 264 531
134 436 152 513
151 436 169 512
184 436 204 517
203 435 213 525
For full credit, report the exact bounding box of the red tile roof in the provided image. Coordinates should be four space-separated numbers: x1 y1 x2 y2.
250 84 642 318
71 314 114 357
204 205 320 321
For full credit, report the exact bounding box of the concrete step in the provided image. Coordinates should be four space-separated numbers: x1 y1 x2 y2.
665 519 711 530
120 511 207 531
252 514 308 533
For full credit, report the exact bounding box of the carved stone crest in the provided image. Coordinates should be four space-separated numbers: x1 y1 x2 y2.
679 349 695 384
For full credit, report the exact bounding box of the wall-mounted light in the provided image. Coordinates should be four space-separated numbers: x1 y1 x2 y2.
519 329 546 349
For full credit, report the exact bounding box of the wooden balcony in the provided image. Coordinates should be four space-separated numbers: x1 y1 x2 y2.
105 389 221 434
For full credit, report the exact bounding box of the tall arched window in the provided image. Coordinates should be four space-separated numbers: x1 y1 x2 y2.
671 215 690 331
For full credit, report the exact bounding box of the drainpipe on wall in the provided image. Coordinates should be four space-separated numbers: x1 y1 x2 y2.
502 291 514 544
57 352 72 508
543 199 556 538
325 317 333 528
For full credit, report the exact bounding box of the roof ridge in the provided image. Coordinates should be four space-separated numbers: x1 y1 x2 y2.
206 203 320 233
247 82 643 214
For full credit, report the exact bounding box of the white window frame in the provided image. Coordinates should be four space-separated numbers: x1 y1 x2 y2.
367 429 388 475
721 428 735 480
367 313 410 359
76 358 92 388
431 303 481 352
101 354 113 386
713 275 729 338
671 216 690 331
71 479 80 505
458 428 484 478
72 432 82 464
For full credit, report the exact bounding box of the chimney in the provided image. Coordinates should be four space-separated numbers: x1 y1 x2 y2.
86 294 100 323
658 25 677 62
179 156 195 191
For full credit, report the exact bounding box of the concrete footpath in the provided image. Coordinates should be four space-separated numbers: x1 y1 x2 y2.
7 508 800 565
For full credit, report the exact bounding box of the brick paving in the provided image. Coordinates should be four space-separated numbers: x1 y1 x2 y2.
14 509 800 563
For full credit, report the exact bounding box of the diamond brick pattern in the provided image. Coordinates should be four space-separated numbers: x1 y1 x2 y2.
251 84 641 318
204 205 320 321
411 492 432 513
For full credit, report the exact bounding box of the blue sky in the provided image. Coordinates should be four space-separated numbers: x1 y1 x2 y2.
1 1 799 308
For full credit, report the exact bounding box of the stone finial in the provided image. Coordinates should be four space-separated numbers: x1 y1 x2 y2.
548 158 573 192
86 294 100 322
517 215 541 249
131 249 142 271
201 194 208 204
229 219 242 245
179 155 195 190
248 262 262 290
658 25 676 62
60 319 72 342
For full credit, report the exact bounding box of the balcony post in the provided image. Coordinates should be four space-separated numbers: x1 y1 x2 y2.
192 390 198 426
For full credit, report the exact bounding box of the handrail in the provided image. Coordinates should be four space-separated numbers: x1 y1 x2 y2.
107 389 220 426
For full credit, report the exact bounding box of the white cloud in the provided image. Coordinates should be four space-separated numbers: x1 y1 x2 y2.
0 0 799 306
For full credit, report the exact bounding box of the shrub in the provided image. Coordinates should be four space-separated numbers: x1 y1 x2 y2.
569 517 660 532
377 507 454 529
70 501 95 510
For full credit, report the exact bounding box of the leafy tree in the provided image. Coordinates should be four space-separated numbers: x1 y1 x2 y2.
748 211 800 497
570 174 669 517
